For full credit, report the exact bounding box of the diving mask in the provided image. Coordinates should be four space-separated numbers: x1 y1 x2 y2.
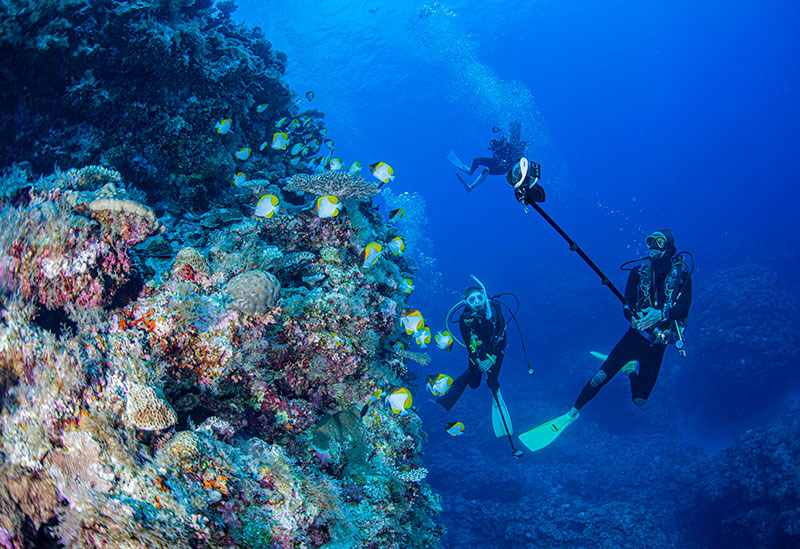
466 292 486 309
646 232 667 250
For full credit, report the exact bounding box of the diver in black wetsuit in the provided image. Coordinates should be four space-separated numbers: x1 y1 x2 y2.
447 122 528 192
567 229 693 418
437 286 507 410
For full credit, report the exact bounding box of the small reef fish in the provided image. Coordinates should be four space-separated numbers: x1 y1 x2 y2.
414 327 431 348
271 132 289 150
324 139 335 150
389 208 404 223
312 195 342 218
399 278 414 294
426 374 454 396
385 387 413 416
232 172 246 186
319 127 328 136
305 90 315 101
215 118 232 135
290 143 305 156
328 158 344 171
287 119 301 131
254 194 279 218
391 342 406 351
446 421 465 436
256 103 268 113
435 330 454 351
235 147 251 160
348 161 362 175
360 388 384 417
387 237 405 256
370 162 395 184
358 242 382 268
294 98 304 108
400 309 425 335
275 117 288 128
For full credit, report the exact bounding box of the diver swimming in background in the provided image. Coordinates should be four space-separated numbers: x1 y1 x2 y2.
447 122 528 192
519 229 694 452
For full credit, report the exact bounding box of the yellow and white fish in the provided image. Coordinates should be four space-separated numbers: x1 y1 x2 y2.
347 161 362 175
446 421 465 436
370 162 395 184
399 278 414 294
400 309 425 335
387 237 405 256
275 117 288 127
426 374 454 396
360 388 384 417
414 327 431 348
215 118 232 135
271 132 289 150
358 242 382 268
391 342 406 351
232 172 246 186
254 194 279 218
256 103 268 113
312 195 342 218
435 330 454 351
324 139 335 150
290 143 305 156
385 387 413 416
328 158 344 171
287 119 301 131
389 208 404 224
235 147 251 160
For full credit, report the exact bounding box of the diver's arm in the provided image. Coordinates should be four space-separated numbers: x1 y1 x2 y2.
623 269 640 323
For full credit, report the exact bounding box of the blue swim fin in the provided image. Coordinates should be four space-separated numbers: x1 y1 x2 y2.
491 389 513 437
518 411 578 452
457 167 489 193
447 150 472 174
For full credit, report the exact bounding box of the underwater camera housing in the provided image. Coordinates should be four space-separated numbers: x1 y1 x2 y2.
507 158 544 206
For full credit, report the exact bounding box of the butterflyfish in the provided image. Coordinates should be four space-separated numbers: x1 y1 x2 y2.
358 242 382 268
271 132 289 150
389 208 404 223
328 158 344 171
426 374 454 396
385 387 413 415
275 117 288 127
254 194 279 218
235 147 251 160
232 172 246 186
287 119 301 131
290 143 304 156
305 90 315 101
400 309 425 335
399 278 414 294
360 388 384 417
324 139 335 149
446 422 465 436
348 161 362 175
256 103 268 113
414 327 431 348
435 330 454 351
312 195 342 218
215 118 232 135
391 342 406 351
387 237 405 256
370 162 395 184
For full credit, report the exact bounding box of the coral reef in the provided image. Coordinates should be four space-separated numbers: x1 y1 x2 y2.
285 171 379 199
0 166 440 548
0 0 326 212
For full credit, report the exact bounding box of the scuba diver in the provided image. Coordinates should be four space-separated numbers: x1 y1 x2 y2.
447 122 528 192
519 229 693 452
437 277 533 458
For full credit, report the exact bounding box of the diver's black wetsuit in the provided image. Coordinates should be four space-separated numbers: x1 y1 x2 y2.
469 157 510 175
573 256 692 409
437 301 507 411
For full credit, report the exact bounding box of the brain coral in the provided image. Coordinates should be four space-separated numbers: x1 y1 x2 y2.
125 383 177 431
223 270 281 314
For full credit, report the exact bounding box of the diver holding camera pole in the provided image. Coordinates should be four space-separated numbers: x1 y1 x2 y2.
507 158 694 453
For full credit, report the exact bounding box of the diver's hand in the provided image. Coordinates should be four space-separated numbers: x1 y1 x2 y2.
477 355 497 373
633 308 663 330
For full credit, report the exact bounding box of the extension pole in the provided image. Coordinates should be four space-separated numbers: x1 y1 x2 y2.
528 202 626 305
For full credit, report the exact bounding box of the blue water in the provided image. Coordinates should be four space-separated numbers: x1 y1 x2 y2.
236 1 799 545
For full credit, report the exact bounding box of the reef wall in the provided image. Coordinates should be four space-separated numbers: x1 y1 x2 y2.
0 1 442 547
